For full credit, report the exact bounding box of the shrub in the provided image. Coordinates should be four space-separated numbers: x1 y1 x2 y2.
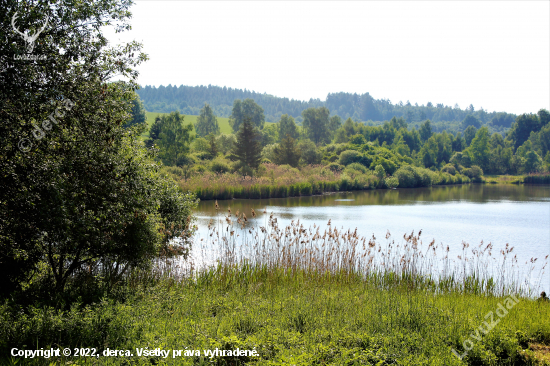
441 164 457 175
194 164 207 173
394 165 433 188
349 134 367 145
463 165 483 180
209 159 231 174
339 150 362 166
326 163 344 173
347 162 367 174
385 176 399 189
370 156 398 175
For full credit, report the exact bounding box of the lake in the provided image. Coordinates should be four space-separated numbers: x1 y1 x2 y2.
191 184 550 293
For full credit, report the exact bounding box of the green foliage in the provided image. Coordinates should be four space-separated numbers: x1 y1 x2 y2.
385 176 399 189
138 86 517 125
206 133 219 159
463 165 484 180
462 114 482 129
232 117 263 173
302 107 331 144
278 114 299 141
273 135 301 167
195 103 220 137
298 139 321 165
328 115 342 135
346 162 367 174
420 137 438 168
209 158 231 174
260 123 279 146
216 134 236 155
464 125 477 147
157 112 195 166
507 112 544 150
349 133 367 145
374 164 386 180
339 150 362 166
467 126 490 171
441 164 457 175
124 93 147 128
419 119 433 142
394 165 433 188
0 0 197 302
326 162 344 173
230 99 265 132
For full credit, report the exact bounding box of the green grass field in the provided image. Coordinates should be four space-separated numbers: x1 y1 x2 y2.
144 111 274 139
145 111 233 136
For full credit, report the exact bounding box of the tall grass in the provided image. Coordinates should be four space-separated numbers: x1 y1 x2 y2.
188 210 546 298
524 173 550 184
170 163 472 201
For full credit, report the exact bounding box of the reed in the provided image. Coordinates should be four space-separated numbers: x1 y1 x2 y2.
169 163 473 201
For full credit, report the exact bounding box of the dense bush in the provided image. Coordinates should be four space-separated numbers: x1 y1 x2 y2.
394 165 433 188
441 163 457 175
463 165 484 180
210 158 231 174
339 150 362 166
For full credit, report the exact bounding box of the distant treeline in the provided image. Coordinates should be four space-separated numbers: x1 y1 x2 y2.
137 84 516 127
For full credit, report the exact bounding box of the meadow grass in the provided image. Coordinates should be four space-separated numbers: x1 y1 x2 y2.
144 111 275 138
1 212 549 365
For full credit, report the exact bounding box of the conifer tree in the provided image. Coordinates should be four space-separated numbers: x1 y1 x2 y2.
273 135 301 167
232 117 263 174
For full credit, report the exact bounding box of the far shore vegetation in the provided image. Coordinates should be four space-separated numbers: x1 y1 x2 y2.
140 100 550 200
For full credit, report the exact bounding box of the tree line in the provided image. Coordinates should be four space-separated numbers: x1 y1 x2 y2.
136 84 517 129
144 97 550 181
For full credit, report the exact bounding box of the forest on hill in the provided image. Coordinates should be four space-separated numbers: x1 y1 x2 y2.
137 84 517 130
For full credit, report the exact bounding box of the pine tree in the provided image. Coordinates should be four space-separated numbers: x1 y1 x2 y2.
273 135 301 167
232 117 263 174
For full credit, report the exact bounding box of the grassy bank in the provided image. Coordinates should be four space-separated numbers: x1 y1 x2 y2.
2 214 549 365
166 163 472 201
483 174 550 185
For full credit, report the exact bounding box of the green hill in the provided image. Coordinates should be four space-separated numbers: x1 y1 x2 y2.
144 111 273 139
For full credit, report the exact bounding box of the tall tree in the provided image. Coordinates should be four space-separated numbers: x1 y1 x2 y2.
419 120 433 142
464 125 477 147
195 103 220 137
124 93 147 128
506 113 544 150
302 107 330 144
273 135 301 167
278 114 299 141
229 98 265 132
467 126 490 170
158 112 194 166
461 114 481 130
232 117 263 173
328 115 342 136
0 0 197 299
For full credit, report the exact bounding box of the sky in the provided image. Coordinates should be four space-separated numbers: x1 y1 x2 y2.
105 1 550 115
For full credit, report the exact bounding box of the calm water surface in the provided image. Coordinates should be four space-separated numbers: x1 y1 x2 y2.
193 184 550 291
